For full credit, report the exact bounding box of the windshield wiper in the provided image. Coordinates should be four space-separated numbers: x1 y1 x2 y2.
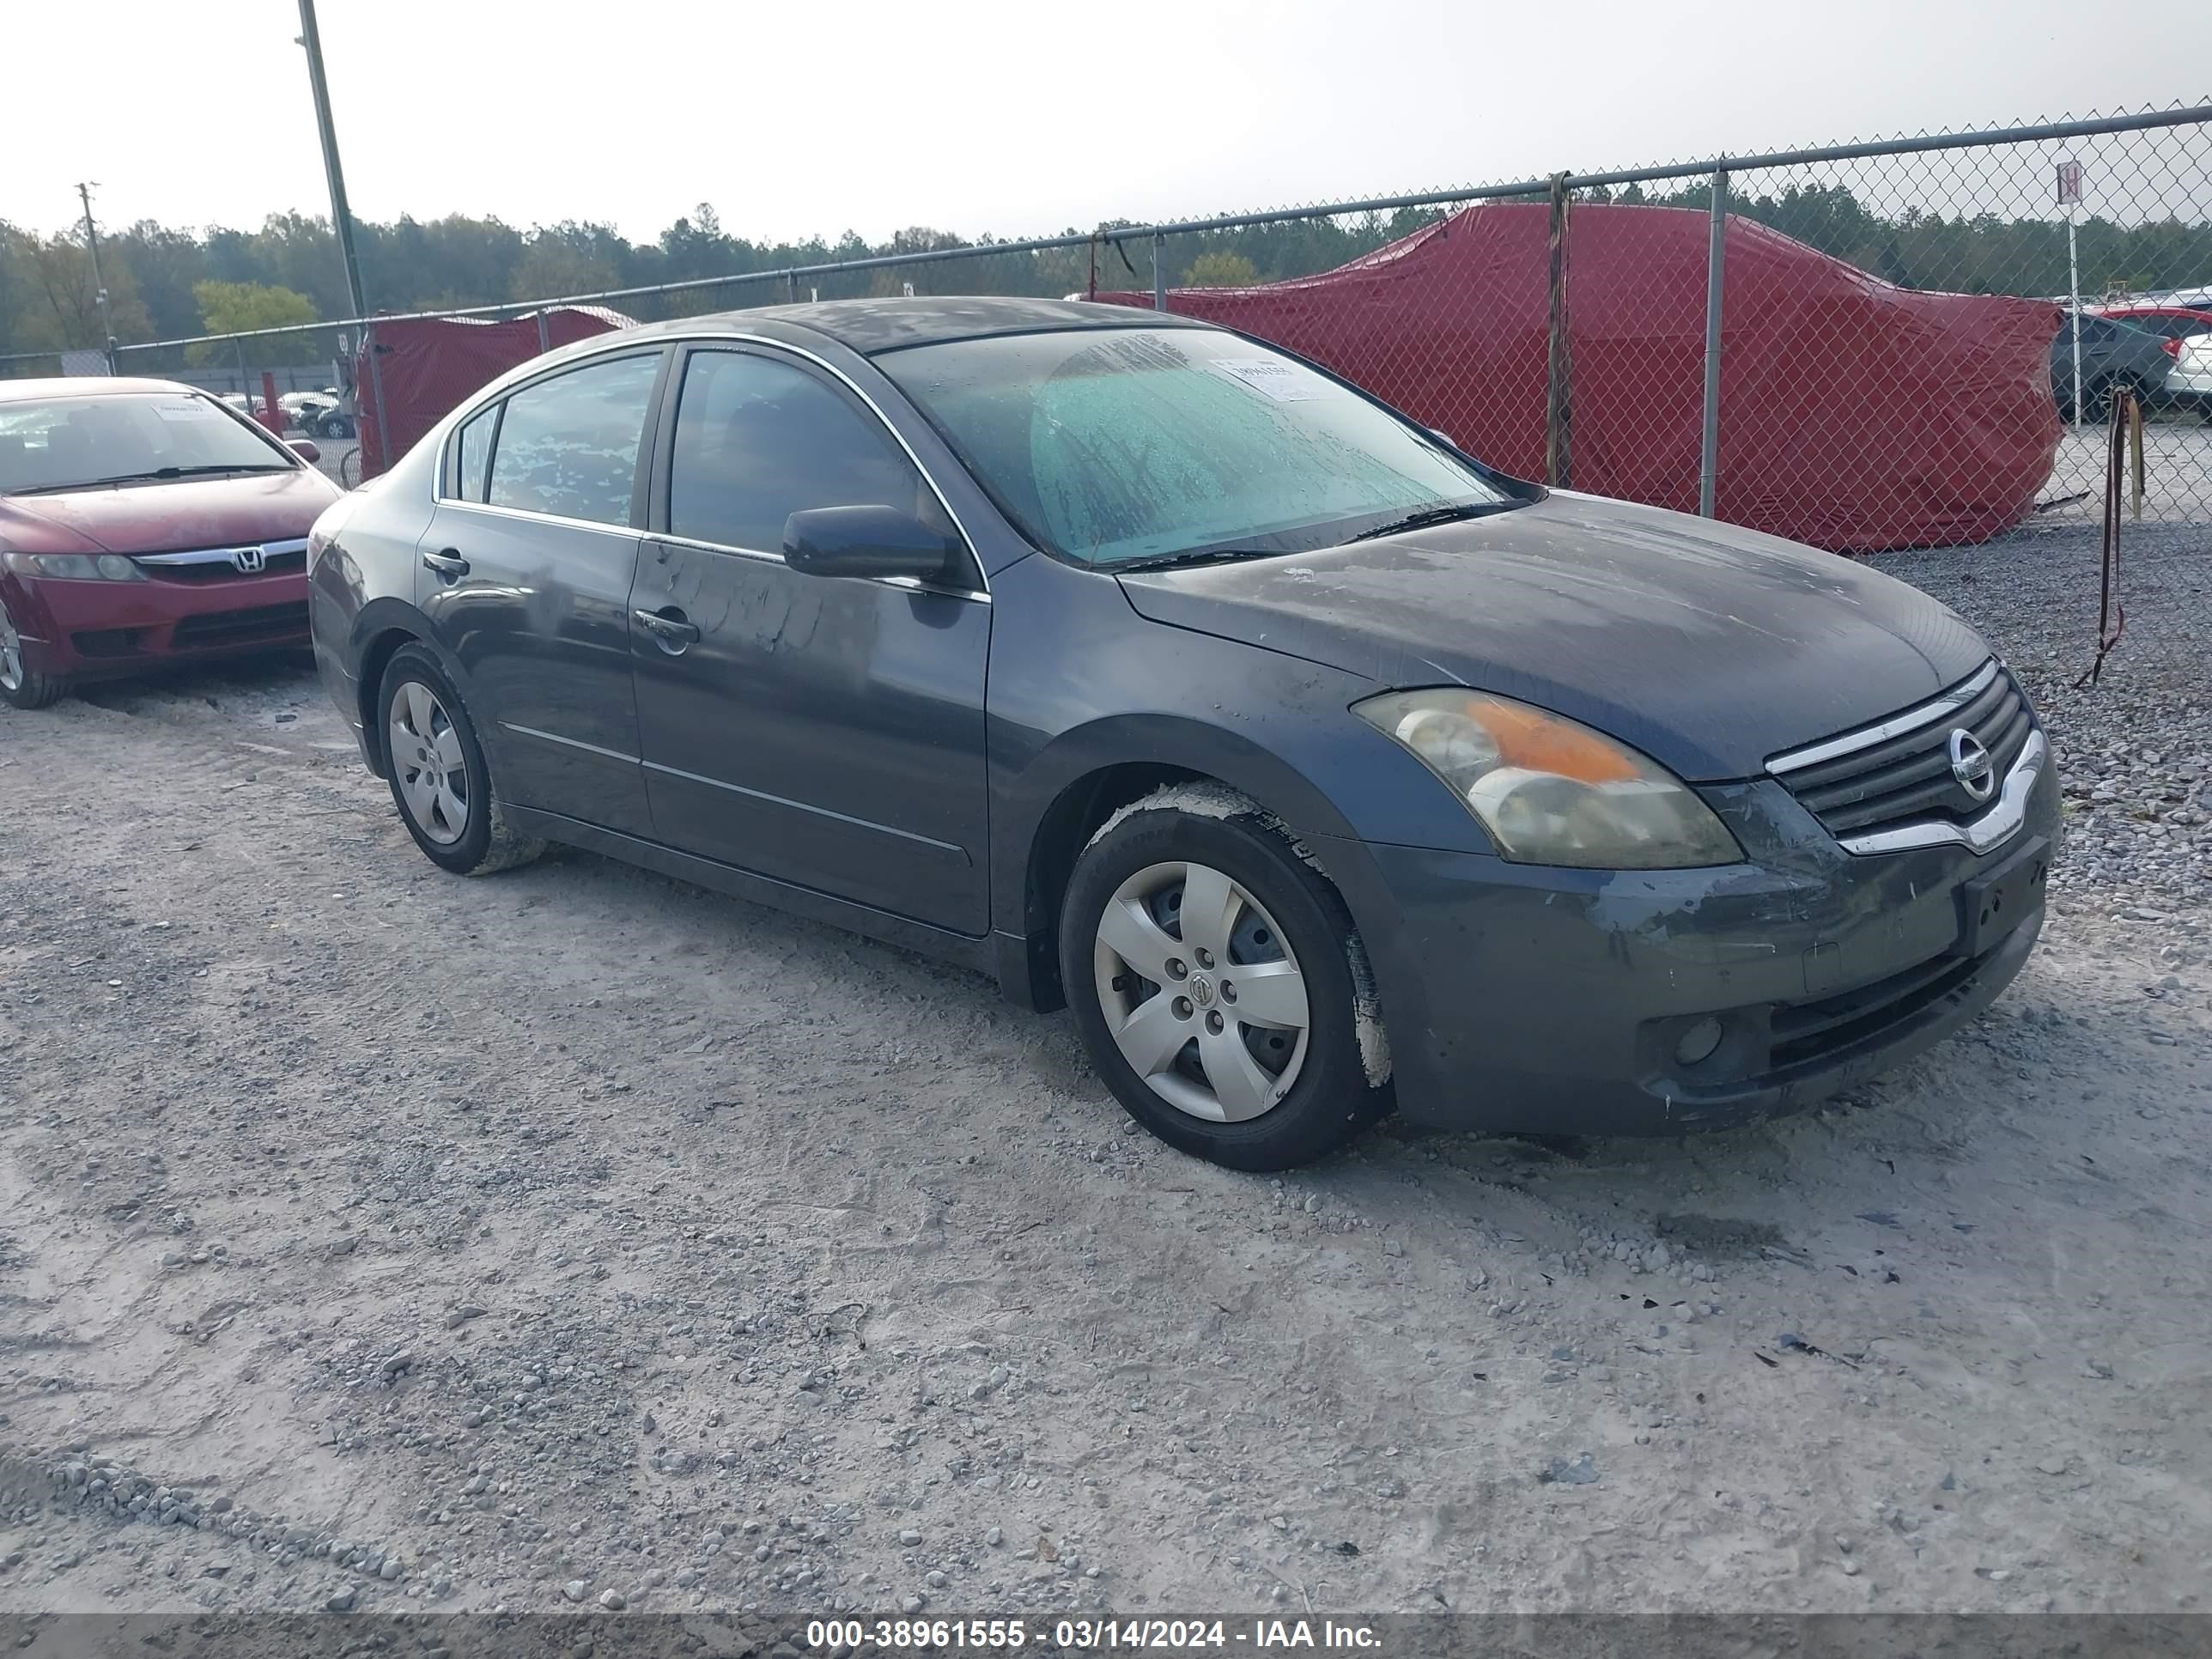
1109 547 1297 574
8 463 291 496
1346 501 1511 542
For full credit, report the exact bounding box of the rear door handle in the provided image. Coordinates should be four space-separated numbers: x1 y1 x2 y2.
633 607 701 653
422 549 470 580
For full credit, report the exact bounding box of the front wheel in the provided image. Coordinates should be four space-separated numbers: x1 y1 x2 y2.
1059 791 1391 1170
376 645 544 876
0 593 67 709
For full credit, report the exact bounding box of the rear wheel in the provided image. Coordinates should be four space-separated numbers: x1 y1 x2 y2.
0 593 67 710
2067 374 2148 423
1060 791 1391 1170
376 645 544 876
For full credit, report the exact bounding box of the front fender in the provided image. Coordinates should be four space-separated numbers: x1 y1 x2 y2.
994 709 1364 931
983 553 1503 1012
325 594 485 777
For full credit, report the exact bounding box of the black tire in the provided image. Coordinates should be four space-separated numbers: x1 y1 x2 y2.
0 594 67 709
375 644 544 876
0 669 66 711
1059 792 1392 1171
2069 376 2148 424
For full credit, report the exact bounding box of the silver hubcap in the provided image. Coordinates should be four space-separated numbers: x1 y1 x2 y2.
1092 860 1310 1123
388 681 470 845
0 598 23 693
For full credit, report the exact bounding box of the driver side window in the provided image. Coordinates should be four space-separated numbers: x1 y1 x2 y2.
666 349 959 558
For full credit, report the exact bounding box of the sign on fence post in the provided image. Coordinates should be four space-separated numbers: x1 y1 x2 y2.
2059 157 2084 429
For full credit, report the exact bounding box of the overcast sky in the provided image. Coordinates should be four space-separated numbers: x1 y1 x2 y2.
7 0 2203 245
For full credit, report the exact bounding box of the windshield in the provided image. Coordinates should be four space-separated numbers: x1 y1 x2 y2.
0 392 292 495
877 327 1516 567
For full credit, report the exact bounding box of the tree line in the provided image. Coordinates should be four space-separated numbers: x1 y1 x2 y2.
4 185 2206 372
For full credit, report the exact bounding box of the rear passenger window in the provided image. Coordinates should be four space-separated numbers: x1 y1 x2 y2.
666 349 955 553
486 352 659 526
455 405 496 502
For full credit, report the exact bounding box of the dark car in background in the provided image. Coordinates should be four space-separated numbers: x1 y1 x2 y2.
2052 313 2174 418
0 378 340 708
307 298 2055 1170
282 389 355 439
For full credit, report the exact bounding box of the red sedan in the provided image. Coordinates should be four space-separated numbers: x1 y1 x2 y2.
2096 303 2212 344
0 377 342 708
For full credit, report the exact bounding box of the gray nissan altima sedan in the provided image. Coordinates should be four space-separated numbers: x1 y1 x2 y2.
307 297 2057 1170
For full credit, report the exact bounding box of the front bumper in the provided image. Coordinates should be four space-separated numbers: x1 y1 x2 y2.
6 570 310 681
1318 749 2060 1137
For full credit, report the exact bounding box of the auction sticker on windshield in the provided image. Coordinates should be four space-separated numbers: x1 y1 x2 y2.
1207 358 1325 401
152 399 221 422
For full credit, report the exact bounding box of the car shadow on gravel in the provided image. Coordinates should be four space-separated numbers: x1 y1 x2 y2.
70 652 322 715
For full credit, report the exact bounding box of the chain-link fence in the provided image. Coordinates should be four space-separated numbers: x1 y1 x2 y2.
88 102 2212 550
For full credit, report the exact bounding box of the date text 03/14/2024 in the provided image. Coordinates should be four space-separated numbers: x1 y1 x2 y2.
804 1618 1384 1650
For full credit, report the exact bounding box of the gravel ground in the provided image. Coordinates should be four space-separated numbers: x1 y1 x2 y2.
307 441 360 490
0 520 2206 1632
2039 415 2212 529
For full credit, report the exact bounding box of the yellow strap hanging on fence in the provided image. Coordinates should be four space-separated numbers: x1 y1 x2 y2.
2129 394 2145 520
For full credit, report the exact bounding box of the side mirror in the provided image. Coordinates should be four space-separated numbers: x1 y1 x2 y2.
783 504 956 582
289 439 322 464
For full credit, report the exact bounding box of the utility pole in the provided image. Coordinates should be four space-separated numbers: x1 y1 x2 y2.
297 0 369 321
76 182 118 374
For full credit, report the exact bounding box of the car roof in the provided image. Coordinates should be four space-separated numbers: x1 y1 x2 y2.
623 295 1212 357
0 375 209 404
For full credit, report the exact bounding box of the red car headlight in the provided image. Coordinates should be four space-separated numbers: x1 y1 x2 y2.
1 551 145 582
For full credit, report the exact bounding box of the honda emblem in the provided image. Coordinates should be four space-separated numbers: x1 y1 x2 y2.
230 546 267 574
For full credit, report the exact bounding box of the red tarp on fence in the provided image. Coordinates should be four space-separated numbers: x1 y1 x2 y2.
1097 204 2063 552
355 307 634 478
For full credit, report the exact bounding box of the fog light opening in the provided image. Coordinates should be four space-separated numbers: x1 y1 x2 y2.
1674 1017 1725 1067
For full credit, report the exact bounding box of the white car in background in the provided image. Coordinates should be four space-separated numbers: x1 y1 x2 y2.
2169 337 2212 412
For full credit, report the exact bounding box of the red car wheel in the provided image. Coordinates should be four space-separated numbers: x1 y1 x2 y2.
0 591 68 710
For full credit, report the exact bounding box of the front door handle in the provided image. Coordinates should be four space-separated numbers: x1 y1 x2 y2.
422 549 470 580
633 607 701 653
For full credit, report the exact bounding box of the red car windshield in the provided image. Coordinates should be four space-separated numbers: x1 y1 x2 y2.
0 393 293 495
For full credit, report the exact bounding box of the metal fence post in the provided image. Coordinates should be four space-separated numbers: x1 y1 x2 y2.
1152 233 1166 312
1698 162 1729 520
1545 173 1573 489
536 309 551 356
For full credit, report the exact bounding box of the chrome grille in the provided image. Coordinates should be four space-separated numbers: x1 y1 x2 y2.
134 538 308 583
1768 660 2038 846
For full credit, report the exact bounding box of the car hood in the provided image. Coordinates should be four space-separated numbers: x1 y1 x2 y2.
1114 491 1991 781
0 467 340 557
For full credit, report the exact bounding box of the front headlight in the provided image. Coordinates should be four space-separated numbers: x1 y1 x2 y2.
1354 688 1743 869
1 551 144 582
